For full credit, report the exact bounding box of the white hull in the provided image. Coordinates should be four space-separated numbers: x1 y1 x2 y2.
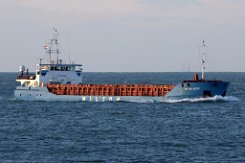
14 86 165 102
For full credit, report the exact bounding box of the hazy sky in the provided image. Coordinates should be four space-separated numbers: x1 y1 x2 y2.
0 0 245 72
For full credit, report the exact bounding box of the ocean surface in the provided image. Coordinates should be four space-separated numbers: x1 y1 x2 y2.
0 72 245 162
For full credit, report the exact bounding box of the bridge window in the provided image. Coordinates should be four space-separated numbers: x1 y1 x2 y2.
61 67 65 71
55 67 62 71
48 66 75 71
65 67 71 71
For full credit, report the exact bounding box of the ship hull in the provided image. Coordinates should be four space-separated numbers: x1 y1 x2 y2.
14 81 229 102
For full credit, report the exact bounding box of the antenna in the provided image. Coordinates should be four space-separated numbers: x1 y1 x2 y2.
201 40 207 80
67 39 71 64
38 57 45 64
44 28 61 64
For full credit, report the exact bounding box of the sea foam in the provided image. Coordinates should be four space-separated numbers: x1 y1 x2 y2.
162 96 239 103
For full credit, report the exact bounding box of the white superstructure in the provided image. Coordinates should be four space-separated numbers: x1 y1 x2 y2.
16 28 83 88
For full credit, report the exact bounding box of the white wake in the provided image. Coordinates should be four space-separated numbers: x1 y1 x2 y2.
162 96 240 103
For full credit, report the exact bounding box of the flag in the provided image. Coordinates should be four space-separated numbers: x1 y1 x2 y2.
44 45 48 49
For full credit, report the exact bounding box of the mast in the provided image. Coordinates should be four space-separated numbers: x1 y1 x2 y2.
45 28 60 64
201 40 206 80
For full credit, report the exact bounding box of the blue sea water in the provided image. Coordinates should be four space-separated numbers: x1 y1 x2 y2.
0 72 245 162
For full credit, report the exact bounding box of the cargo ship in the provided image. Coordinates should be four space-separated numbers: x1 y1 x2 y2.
14 29 229 102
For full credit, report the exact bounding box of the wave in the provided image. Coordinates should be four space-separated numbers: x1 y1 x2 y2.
120 95 240 104
162 95 240 103
127 98 155 103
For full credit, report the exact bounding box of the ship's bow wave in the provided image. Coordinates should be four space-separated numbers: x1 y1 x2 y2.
162 95 239 103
